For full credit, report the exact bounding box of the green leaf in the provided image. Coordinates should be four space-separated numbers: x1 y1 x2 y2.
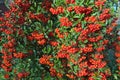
84 40 88 43
73 65 79 73
113 74 118 80
42 45 51 54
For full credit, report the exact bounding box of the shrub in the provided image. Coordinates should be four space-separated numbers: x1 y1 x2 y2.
0 0 119 80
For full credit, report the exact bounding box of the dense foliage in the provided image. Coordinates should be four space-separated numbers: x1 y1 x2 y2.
0 0 120 80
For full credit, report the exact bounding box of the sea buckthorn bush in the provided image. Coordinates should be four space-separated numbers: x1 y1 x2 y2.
0 0 120 80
